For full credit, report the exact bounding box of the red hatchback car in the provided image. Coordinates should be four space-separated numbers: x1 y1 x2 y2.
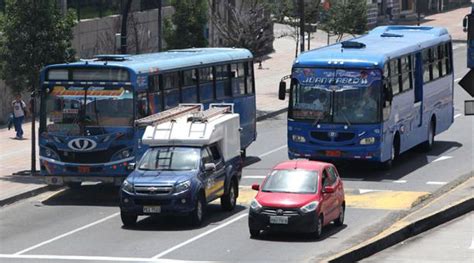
248 160 345 238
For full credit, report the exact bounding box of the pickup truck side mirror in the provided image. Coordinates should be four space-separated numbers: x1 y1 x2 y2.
126 162 136 171
278 81 286 100
251 183 260 191
204 163 216 172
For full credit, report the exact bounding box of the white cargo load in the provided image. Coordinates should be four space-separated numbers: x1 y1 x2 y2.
140 104 241 161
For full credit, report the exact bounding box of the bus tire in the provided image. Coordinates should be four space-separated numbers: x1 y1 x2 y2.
421 119 435 152
381 136 399 170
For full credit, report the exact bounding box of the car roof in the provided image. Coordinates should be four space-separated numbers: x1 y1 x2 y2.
273 160 330 171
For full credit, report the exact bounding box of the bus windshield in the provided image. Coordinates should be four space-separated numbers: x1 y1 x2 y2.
43 85 134 135
291 68 382 124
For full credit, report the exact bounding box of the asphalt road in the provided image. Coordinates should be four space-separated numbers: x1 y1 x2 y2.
0 46 472 263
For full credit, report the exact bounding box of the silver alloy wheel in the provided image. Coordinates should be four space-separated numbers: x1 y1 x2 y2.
230 184 236 207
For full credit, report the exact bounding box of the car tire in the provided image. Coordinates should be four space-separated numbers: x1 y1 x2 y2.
334 204 345 227
249 228 260 238
120 212 137 227
66 182 81 189
191 195 205 227
314 215 323 239
221 179 237 211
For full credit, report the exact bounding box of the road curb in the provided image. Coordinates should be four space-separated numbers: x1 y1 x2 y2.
0 185 60 207
326 187 474 262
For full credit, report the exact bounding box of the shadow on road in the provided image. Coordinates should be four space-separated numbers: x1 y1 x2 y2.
42 184 120 207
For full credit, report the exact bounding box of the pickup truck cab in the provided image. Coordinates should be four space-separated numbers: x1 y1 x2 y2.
119 104 242 227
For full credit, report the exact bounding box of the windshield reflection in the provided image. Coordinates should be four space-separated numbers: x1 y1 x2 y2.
262 169 318 194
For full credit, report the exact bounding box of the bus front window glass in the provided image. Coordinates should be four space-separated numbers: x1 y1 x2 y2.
291 84 332 122
333 85 381 124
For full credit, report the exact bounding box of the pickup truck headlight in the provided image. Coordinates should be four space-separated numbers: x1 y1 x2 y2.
300 201 319 213
174 180 191 194
292 135 306 143
360 137 376 145
250 198 262 213
121 180 134 194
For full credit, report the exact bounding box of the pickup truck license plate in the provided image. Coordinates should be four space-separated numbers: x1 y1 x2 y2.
270 216 288 224
143 206 161 213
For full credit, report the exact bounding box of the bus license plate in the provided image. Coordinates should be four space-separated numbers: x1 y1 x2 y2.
270 216 288 224
143 206 161 213
78 166 90 173
326 150 341 157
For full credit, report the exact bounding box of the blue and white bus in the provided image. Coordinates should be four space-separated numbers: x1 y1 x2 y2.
39 48 256 187
279 26 454 168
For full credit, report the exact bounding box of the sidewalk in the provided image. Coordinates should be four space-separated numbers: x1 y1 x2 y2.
0 6 471 207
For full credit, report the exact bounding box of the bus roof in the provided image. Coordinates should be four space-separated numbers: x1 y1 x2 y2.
294 26 451 69
45 47 253 74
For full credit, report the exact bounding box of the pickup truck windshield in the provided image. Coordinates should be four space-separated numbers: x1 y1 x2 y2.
138 147 200 171
262 170 318 194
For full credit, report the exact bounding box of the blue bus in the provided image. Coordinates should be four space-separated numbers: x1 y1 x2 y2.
39 48 256 187
463 4 474 69
279 26 454 168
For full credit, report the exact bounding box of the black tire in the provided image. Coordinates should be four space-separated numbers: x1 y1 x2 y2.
249 228 260 238
314 215 323 239
381 139 398 170
421 120 435 152
120 212 137 227
191 195 205 227
334 204 345 227
66 182 81 189
221 179 238 211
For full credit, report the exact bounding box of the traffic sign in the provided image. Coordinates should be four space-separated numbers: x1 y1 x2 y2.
459 69 474 97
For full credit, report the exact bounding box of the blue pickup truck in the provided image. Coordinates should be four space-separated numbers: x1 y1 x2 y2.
119 104 243 227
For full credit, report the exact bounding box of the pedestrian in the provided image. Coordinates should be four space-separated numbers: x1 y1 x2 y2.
11 94 27 139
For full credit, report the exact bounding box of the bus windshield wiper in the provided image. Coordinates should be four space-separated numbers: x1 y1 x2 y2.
312 114 323 126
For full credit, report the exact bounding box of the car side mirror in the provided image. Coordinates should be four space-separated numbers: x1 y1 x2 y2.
251 183 260 191
323 186 335 193
204 163 216 172
126 162 136 171
278 81 286 100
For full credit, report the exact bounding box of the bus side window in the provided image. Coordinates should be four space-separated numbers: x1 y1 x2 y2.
432 47 440 80
162 72 180 109
231 63 246 96
444 43 451 75
181 69 198 103
136 91 149 119
148 74 162 113
383 63 391 121
215 65 231 99
422 49 431 83
401 56 412 92
390 59 401 95
245 61 254 94
199 67 215 102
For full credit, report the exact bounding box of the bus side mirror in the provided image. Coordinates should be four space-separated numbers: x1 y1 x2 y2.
279 81 286 100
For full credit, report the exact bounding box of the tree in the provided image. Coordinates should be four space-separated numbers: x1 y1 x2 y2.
208 0 274 58
164 0 208 49
319 0 367 42
0 0 75 94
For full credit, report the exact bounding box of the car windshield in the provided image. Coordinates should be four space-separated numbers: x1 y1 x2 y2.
290 68 382 124
138 147 200 171
43 85 134 135
262 169 318 194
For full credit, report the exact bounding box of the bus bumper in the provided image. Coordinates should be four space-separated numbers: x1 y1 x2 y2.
288 142 382 162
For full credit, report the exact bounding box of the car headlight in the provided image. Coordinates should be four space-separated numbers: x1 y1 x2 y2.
300 201 319 213
292 135 306 143
250 198 262 212
174 180 191 194
121 180 134 194
44 148 60 160
360 137 376 145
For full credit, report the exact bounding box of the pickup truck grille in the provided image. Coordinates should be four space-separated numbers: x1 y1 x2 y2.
261 208 300 216
134 185 173 195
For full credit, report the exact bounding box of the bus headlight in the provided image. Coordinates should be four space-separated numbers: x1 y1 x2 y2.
44 148 59 160
292 135 306 143
360 137 376 145
121 180 134 194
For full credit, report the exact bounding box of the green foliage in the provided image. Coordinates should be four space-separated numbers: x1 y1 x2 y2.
0 0 76 94
270 0 320 26
164 0 208 49
319 0 367 41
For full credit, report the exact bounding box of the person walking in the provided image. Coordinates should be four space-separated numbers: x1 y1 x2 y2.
11 94 27 139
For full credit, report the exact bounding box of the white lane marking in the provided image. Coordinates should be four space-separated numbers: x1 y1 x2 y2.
359 189 386 194
14 213 119 255
152 213 248 259
431 156 453 163
0 254 160 262
426 181 447 185
393 180 407 184
454 77 462 82
243 175 266 179
257 145 287 158
454 113 462 119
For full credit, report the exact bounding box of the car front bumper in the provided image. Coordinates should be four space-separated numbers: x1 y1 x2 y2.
248 209 318 233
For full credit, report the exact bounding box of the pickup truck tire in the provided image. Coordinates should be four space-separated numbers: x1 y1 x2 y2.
191 195 205 227
121 212 137 227
221 179 237 211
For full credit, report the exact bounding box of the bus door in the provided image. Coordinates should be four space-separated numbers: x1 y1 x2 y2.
413 53 423 128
